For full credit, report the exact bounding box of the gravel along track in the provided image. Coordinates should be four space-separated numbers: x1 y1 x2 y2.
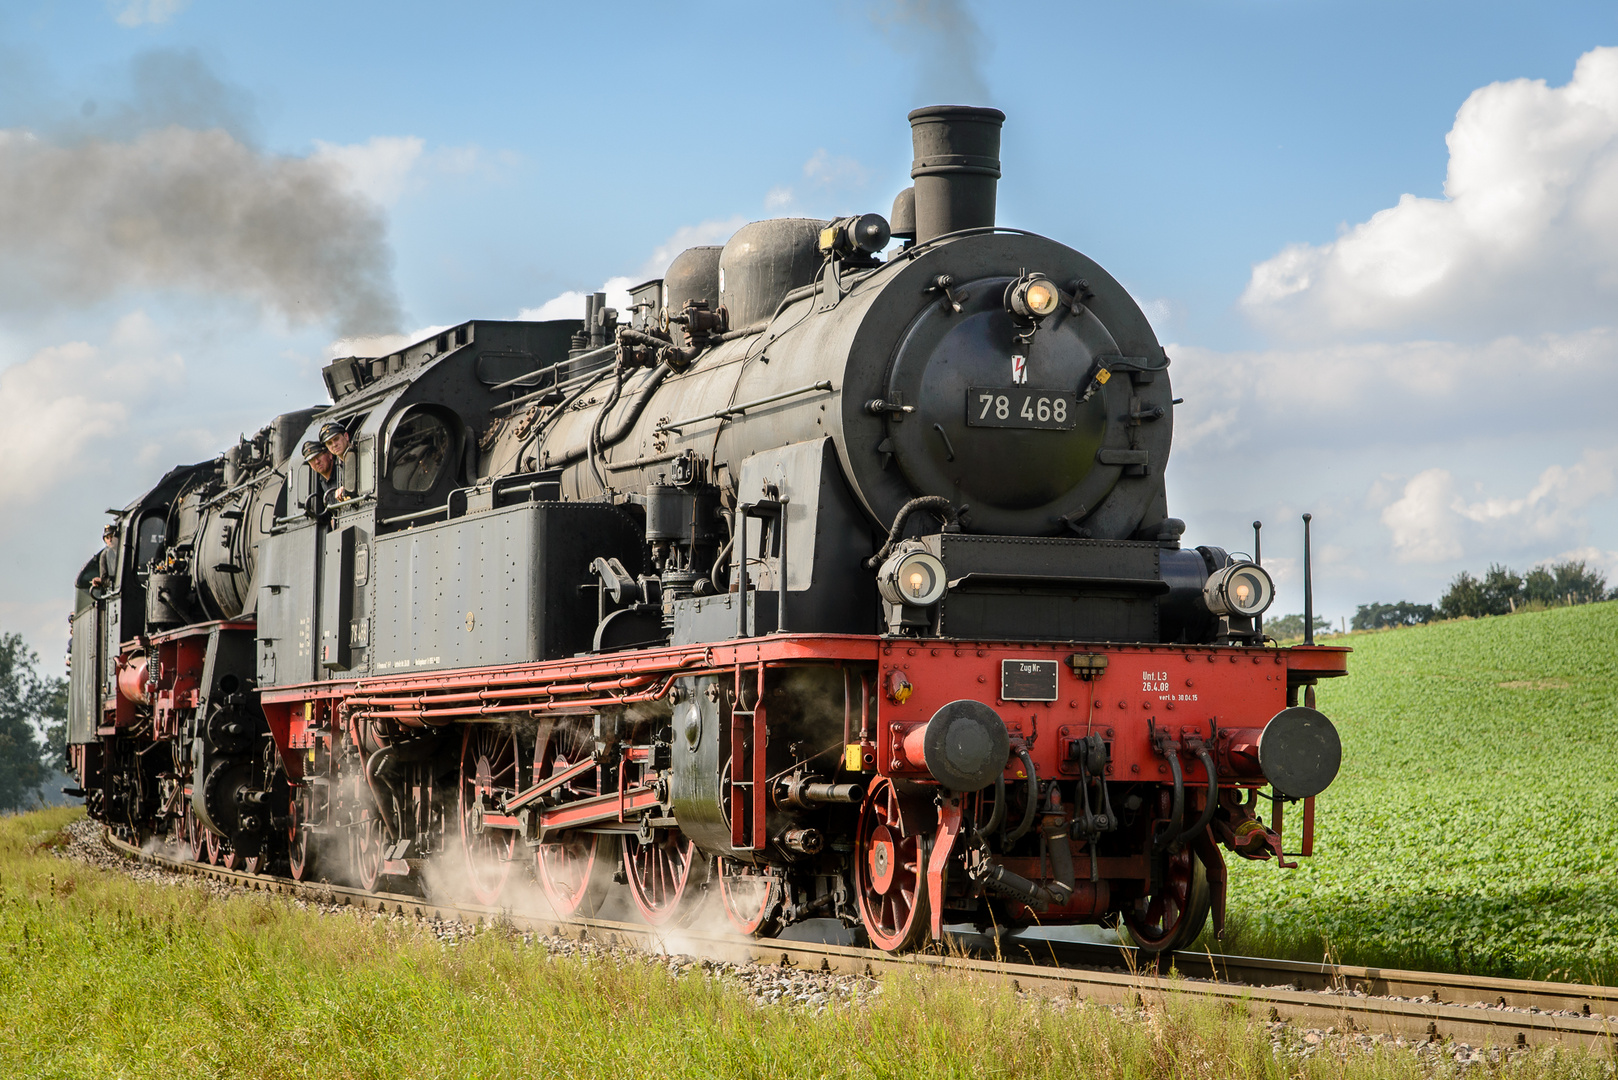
58 821 1618 1059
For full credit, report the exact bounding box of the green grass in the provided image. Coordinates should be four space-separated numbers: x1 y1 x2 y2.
1209 601 1618 984
5 809 1610 1079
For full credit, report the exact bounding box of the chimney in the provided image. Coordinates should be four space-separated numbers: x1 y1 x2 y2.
907 105 1005 245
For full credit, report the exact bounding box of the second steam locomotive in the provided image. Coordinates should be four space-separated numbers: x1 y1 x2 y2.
67 105 1346 953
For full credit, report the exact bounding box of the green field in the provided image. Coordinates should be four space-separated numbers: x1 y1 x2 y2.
1209 601 1618 983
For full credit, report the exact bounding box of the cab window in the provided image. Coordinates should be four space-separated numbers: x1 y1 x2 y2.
135 514 166 568
388 412 451 493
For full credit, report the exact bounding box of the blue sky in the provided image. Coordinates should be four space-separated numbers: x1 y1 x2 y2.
3 1 1617 659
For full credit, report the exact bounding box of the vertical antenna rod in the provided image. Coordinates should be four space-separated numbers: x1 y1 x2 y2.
1302 512 1314 646
1253 520 1263 639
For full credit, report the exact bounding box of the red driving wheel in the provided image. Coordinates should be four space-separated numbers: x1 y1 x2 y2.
1123 845 1212 956
353 813 387 892
715 857 782 937
533 720 616 918
459 724 522 906
288 790 318 882
854 776 933 953
623 830 702 926
186 807 206 864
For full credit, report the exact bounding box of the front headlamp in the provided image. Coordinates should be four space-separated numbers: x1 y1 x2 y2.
877 548 948 607
1203 562 1274 618
1007 273 1062 319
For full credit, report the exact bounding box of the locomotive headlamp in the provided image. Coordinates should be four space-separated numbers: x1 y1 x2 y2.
1007 274 1062 319
877 548 948 607
1202 562 1275 618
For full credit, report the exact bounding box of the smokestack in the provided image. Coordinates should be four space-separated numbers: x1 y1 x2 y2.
907 105 1005 245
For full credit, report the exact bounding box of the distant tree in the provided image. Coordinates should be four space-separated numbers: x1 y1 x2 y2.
1 632 67 808
1264 613 1332 641
1480 563 1525 614
1439 571 1488 619
1351 601 1437 631
1524 560 1609 606
40 680 68 772
0 631 62 812
1441 565 1525 618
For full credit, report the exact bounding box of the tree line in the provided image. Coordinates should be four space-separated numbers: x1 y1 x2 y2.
1350 559 1613 631
0 631 67 814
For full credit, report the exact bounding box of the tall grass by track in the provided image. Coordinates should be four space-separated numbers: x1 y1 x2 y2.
5 810 1610 1079
1207 601 1618 984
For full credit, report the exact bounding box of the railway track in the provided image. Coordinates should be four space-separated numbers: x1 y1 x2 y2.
103 830 1618 1051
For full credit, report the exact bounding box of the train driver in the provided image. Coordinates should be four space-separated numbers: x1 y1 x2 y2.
319 420 353 502
89 523 118 591
302 439 343 514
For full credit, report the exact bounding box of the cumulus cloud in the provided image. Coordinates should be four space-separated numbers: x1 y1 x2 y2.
1168 328 1618 454
802 148 871 190
515 217 751 323
1380 469 1467 563
1379 450 1618 564
111 0 190 27
518 277 634 322
310 137 493 207
871 0 991 105
327 324 453 361
1242 46 1618 340
311 136 425 206
0 312 184 504
639 217 745 280
0 125 402 336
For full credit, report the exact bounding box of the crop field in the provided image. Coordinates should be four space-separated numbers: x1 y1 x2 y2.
16 810 1611 1080
1209 601 1618 983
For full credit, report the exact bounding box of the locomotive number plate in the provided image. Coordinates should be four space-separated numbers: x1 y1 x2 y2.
966 388 1078 430
1002 659 1060 701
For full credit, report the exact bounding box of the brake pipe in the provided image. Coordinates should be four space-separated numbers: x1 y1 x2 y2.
1003 746 1040 845
1176 742 1219 849
1154 749 1185 854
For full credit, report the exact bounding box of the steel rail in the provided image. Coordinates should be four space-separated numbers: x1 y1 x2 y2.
100 830 1618 1051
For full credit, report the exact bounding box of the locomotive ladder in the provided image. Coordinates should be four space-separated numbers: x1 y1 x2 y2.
729 659 768 852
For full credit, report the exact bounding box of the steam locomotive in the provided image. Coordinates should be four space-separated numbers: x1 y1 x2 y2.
67 106 1346 954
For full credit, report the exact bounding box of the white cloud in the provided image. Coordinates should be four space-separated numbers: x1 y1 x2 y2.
517 277 634 322
1242 46 1618 339
0 312 183 505
1168 328 1618 454
327 324 452 361
112 0 190 27
1377 450 1618 564
311 136 424 207
802 148 870 190
764 186 794 210
515 217 752 323
640 217 745 280
1553 545 1618 582
1380 469 1467 563
309 136 491 207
